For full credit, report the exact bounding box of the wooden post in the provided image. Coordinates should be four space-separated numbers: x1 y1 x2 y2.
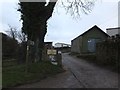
117 41 120 73
57 51 62 67
25 44 29 74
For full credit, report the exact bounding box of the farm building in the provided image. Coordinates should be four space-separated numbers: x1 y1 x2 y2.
54 43 71 48
118 1 120 27
44 42 53 49
71 25 109 54
54 43 71 53
106 27 120 37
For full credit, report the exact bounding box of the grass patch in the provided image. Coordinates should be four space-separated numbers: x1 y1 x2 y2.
2 61 64 88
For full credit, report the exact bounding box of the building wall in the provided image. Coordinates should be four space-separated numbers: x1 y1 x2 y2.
82 29 108 53
118 28 120 35
0 33 2 60
2 33 18 59
71 28 108 54
71 36 82 53
0 33 1 90
106 29 119 36
54 43 62 48
45 43 52 49
118 1 120 27
54 43 70 48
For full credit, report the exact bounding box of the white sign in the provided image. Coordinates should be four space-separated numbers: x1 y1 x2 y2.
47 49 57 55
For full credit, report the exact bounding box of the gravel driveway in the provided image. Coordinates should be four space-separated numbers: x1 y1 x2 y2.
15 53 119 88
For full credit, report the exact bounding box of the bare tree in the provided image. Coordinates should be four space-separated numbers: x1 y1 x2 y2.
57 0 96 18
17 31 27 43
6 25 18 40
6 25 27 43
5 25 28 64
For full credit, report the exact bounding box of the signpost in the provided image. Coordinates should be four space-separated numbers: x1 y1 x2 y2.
47 49 62 67
47 49 57 65
25 40 34 74
47 49 57 55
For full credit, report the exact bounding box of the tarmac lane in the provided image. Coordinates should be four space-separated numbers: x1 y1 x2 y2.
15 53 119 88
62 53 119 88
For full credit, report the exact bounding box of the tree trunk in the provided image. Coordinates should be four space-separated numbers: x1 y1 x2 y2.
19 1 58 63
34 22 47 62
34 36 45 62
35 37 40 62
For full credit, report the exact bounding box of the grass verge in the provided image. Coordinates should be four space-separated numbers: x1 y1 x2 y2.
2 61 64 88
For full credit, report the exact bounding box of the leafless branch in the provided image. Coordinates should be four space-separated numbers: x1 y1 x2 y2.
6 25 18 40
60 0 96 18
6 25 27 43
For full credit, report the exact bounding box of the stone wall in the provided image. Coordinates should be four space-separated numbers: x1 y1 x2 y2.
96 35 120 70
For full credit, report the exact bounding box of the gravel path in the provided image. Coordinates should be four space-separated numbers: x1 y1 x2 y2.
15 53 119 88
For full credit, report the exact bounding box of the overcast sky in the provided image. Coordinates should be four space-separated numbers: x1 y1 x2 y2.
0 0 119 45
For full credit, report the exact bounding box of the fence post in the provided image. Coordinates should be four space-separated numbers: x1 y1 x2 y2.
25 45 29 74
57 51 62 67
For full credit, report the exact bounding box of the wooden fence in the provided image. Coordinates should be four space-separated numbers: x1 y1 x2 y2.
2 59 17 67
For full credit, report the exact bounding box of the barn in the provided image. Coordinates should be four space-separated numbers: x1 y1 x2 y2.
71 25 109 54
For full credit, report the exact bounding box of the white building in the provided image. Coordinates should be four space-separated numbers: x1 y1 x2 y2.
107 1 120 37
106 27 120 36
118 1 120 27
54 43 71 48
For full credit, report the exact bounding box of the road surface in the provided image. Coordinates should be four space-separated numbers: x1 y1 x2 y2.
16 53 119 88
